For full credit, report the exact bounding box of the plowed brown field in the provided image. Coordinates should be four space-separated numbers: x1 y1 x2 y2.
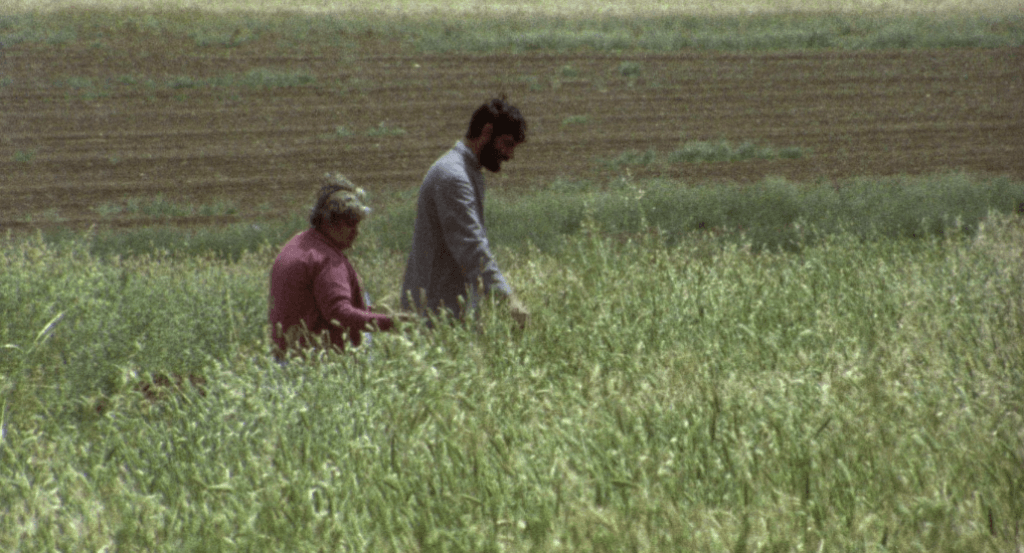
2 36 1022 230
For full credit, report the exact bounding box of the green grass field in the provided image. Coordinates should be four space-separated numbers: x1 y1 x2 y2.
2 2 1024 551
3 174 1024 551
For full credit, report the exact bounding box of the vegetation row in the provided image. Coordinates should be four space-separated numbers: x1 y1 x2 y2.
2 9 1022 53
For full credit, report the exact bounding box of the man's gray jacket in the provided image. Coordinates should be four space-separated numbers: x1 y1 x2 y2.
400 140 512 319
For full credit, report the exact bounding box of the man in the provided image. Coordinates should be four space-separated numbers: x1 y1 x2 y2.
269 173 401 357
400 98 530 327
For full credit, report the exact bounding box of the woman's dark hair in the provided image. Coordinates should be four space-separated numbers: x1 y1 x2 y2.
466 98 527 143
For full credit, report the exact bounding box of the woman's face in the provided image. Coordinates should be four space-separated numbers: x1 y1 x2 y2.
326 218 359 250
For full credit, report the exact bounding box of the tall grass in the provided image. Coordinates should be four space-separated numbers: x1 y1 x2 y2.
2 202 1022 551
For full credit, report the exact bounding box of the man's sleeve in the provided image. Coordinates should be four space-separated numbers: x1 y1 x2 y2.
432 174 512 297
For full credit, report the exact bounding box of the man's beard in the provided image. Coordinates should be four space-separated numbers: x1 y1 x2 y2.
479 139 504 173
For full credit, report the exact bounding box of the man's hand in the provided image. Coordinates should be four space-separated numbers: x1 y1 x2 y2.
509 296 530 329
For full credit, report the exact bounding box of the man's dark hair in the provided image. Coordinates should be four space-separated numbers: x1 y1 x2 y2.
466 98 527 143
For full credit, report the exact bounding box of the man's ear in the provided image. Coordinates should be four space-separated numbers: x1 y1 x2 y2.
479 122 493 143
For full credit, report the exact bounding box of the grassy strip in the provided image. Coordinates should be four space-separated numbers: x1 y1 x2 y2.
2 9 1022 52
477 171 1024 253
21 171 1024 260
601 141 810 170
1 204 1022 551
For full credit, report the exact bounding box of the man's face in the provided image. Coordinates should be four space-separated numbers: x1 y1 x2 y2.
479 133 520 173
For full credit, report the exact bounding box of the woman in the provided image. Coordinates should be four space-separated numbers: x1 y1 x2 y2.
268 173 399 357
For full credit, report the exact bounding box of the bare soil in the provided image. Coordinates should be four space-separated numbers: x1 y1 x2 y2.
2 35 1022 230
